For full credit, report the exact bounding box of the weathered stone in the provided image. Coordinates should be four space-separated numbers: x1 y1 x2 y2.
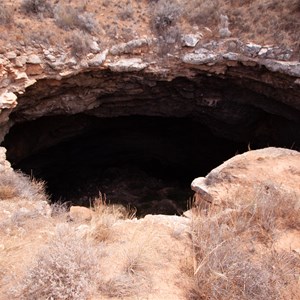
110 38 149 55
48 60 65 70
67 57 77 67
27 54 42 64
69 206 94 222
258 47 269 58
0 147 12 173
26 64 44 75
182 49 221 65
88 49 108 67
264 61 300 77
244 42 261 57
45 54 56 62
0 92 17 109
222 52 239 60
6 51 17 60
181 34 200 47
191 147 300 207
15 56 27 67
108 58 148 72
89 40 101 53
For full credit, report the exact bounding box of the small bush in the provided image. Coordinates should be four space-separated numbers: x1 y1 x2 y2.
99 273 144 298
89 194 135 242
190 217 300 299
118 3 134 21
0 4 13 25
54 5 97 33
0 171 48 202
151 0 182 35
21 0 53 17
11 224 102 300
65 30 92 57
189 182 300 299
184 0 220 26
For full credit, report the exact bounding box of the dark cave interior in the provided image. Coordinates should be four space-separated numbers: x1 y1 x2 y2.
3 115 249 216
2 69 300 216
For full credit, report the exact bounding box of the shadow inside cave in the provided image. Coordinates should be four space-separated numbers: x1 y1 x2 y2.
3 115 249 216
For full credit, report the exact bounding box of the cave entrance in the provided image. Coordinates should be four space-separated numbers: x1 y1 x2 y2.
3 115 247 216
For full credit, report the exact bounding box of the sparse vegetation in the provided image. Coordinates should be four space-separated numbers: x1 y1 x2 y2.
0 0 297 55
183 0 220 27
188 183 300 299
54 4 97 33
181 0 300 51
117 3 134 21
0 0 299 298
0 3 13 25
151 0 182 34
21 0 53 17
0 171 48 202
11 224 102 300
89 193 135 242
65 30 92 57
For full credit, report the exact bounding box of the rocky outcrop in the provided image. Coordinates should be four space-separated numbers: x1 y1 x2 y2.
0 36 299 159
191 147 300 208
0 147 12 173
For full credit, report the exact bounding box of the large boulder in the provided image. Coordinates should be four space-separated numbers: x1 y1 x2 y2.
191 147 300 208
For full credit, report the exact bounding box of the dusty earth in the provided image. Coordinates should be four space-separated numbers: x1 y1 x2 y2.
0 147 300 299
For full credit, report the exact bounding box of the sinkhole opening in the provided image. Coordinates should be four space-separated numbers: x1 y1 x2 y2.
3 115 248 216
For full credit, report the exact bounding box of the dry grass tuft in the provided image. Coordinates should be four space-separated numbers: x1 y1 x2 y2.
183 0 220 27
151 0 182 34
99 273 146 298
21 0 53 17
189 182 300 299
89 193 135 242
0 185 17 199
54 4 97 33
0 3 13 25
99 239 153 298
65 30 92 57
10 224 102 300
0 171 48 202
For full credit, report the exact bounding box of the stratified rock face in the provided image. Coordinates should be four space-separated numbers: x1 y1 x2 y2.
191 147 300 207
0 37 300 169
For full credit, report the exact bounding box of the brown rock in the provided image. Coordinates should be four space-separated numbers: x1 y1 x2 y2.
191 147 300 207
25 64 44 75
69 206 94 222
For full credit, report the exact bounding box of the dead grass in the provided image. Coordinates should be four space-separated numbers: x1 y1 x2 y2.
98 230 154 298
0 3 13 25
0 0 298 55
188 182 300 299
99 273 144 298
65 30 92 57
0 171 48 202
21 0 53 17
89 194 136 243
10 224 103 300
53 4 98 33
